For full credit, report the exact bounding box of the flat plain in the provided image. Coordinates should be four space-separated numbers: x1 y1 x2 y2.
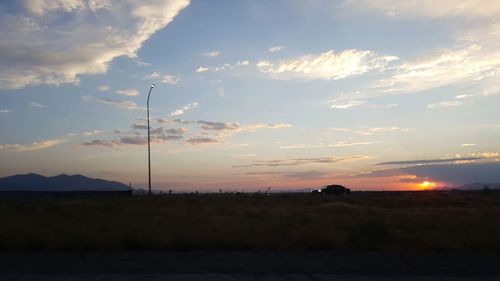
0 190 499 252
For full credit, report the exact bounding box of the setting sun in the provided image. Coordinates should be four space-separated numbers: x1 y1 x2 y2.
420 181 435 189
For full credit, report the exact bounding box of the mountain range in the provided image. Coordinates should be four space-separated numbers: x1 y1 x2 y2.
0 173 129 191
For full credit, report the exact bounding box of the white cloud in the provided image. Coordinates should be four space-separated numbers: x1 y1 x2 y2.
161 74 180 85
116 88 139 97
29 102 45 108
0 138 65 152
148 72 161 79
329 100 366 109
237 60 250 66
203 51 219 57
334 0 500 102
279 141 375 149
196 66 209 73
98 85 110 91
83 129 105 136
82 95 144 110
345 0 500 19
197 120 291 136
380 45 499 95
0 109 12 113
170 102 198 116
427 101 462 109
461 143 476 147
256 49 398 80
329 126 412 136
0 0 190 89
269 46 284 53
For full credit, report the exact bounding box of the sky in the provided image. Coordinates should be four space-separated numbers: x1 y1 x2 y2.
0 0 499 191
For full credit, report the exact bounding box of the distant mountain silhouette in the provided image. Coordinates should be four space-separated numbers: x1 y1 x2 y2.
0 173 129 191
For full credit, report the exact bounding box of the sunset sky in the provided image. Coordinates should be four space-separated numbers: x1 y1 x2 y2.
1 0 499 191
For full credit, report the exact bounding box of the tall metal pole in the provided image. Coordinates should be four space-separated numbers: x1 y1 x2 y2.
147 84 155 195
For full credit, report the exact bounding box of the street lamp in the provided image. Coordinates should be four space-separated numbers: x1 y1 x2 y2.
147 84 155 195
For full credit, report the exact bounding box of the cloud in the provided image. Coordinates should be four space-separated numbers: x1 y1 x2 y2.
233 155 366 168
283 170 329 180
98 85 110 92
328 126 412 136
186 137 219 145
82 131 184 147
0 109 12 113
170 102 198 116
350 168 405 178
197 120 291 133
461 143 476 147
157 118 194 125
203 51 219 57
116 89 139 97
269 46 284 53
426 101 463 109
377 157 484 166
355 126 411 136
345 0 500 19
279 141 376 149
83 129 105 136
165 128 188 135
329 100 366 109
333 1 500 101
83 95 144 110
159 135 183 141
0 0 190 89
132 123 148 130
198 121 239 131
161 74 180 85
196 66 209 73
401 162 500 186
256 49 398 80
237 60 250 66
0 138 65 152
120 136 147 145
81 139 119 147
29 102 45 108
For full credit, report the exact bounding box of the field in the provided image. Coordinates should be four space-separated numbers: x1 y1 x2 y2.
1 191 499 252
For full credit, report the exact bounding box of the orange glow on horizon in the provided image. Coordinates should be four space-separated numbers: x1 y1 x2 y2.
419 181 435 190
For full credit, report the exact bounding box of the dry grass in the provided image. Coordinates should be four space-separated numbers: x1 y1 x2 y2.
0 191 499 251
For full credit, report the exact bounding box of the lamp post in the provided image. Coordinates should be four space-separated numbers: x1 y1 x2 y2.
147 84 155 195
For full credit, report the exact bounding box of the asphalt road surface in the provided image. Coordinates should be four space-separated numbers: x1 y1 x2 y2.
0 251 499 280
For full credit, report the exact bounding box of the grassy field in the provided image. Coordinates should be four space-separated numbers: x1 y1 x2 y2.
0 191 499 252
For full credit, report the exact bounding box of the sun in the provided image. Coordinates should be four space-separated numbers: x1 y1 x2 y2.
420 181 435 189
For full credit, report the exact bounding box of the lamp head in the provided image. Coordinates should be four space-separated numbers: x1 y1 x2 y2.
151 84 156 88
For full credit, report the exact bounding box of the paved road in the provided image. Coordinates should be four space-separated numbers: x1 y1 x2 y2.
0 252 499 280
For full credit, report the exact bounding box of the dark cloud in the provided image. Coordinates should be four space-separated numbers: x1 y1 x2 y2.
150 127 164 135
81 139 119 147
351 161 500 186
120 136 147 145
233 156 364 168
165 128 187 135
400 162 500 185
159 135 183 141
350 168 405 178
245 171 285 176
158 118 194 125
283 170 328 180
132 123 148 130
198 120 240 131
376 157 483 165
186 137 219 145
